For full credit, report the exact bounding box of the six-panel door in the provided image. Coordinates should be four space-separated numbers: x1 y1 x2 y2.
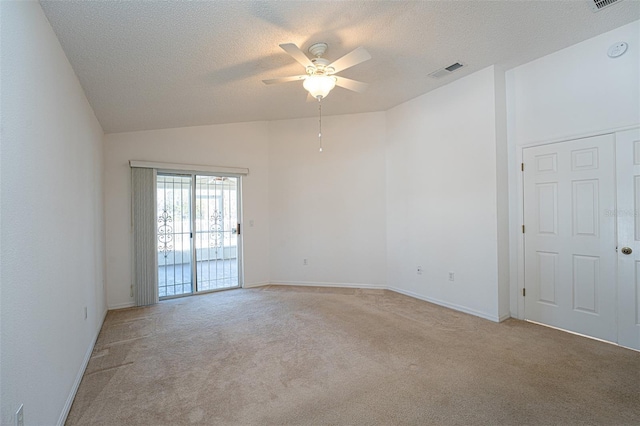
523 134 617 342
616 128 640 351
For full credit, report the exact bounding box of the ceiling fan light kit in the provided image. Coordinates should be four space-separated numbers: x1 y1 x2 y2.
303 75 337 100
263 42 372 152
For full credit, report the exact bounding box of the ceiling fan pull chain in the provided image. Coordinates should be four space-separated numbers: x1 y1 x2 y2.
318 99 323 153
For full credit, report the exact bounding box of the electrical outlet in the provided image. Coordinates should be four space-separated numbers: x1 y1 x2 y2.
417 266 423 275
303 258 308 266
449 272 455 282
16 404 23 426
84 306 88 320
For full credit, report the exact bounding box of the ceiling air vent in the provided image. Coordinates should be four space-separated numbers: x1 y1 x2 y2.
589 0 624 12
428 62 465 78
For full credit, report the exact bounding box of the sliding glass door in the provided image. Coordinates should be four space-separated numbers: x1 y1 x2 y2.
157 173 241 299
194 175 240 291
157 175 193 298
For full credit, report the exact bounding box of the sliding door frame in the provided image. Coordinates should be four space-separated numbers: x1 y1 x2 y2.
156 168 244 299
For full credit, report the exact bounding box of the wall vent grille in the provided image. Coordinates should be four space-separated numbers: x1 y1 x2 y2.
589 0 623 12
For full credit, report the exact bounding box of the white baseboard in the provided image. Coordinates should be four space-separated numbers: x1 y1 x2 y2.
387 286 501 323
269 280 386 290
498 313 511 322
108 301 135 310
268 282 500 322
243 281 270 288
57 308 108 426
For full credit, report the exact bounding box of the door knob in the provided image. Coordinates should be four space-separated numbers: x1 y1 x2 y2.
621 247 633 255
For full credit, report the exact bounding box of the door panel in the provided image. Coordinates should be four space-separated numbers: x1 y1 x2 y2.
157 174 193 298
572 255 599 313
536 251 558 304
194 175 241 291
536 183 558 235
616 128 640 350
524 134 616 342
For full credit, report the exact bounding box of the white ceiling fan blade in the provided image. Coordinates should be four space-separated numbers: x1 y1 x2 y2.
328 47 371 73
334 76 369 93
262 75 307 85
279 43 314 69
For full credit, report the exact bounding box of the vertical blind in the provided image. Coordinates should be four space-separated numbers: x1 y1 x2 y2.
131 167 158 306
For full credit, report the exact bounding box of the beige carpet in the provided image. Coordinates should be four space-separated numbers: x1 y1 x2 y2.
66 286 640 425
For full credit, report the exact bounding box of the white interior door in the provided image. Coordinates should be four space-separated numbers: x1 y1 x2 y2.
616 128 640 351
523 134 617 342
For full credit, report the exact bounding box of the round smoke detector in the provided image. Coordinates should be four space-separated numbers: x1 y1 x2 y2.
607 42 628 58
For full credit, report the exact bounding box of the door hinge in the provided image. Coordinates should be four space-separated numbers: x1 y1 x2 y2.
190 232 193 238
237 223 241 235
522 225 525 233
521 163 524 171
522 288 526 297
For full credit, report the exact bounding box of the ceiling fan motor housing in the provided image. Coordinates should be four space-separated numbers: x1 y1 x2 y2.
309 57 333 76
308 42 328 57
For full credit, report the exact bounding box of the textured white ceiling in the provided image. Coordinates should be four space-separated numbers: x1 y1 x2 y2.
39 1 639 134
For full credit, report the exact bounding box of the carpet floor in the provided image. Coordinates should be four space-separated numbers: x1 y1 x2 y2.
66 286 640 425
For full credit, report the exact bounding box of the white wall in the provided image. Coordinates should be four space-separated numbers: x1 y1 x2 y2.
0 2 106 425
506 20 640 318
268 113 387 288
508 20 639 146
385 66 504 321
104 122 270 308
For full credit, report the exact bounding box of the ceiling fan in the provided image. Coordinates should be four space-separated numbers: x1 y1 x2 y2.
262 42 371 101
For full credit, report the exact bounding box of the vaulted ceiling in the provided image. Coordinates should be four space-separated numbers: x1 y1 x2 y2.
40 1 639 134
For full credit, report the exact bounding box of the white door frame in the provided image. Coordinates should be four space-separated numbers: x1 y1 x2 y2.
510 124 640 321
